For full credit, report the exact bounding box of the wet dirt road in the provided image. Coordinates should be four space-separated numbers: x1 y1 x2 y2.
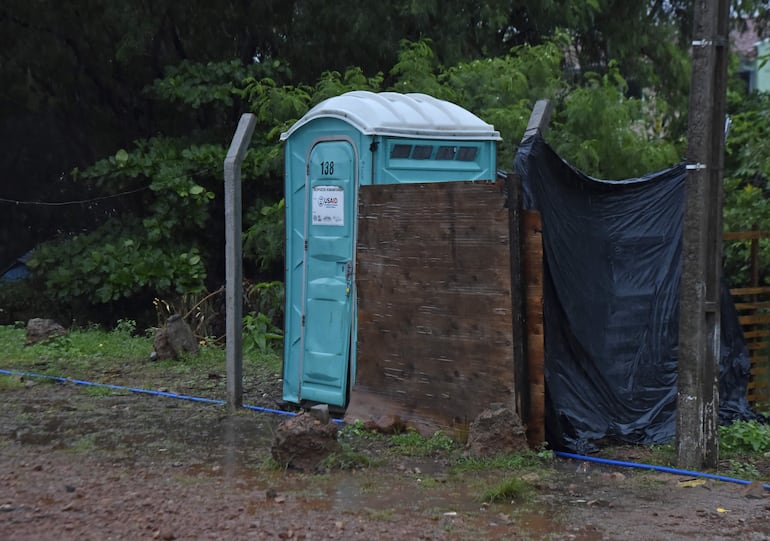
1 379 770 540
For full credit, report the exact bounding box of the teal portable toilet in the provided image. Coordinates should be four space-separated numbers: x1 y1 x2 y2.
280 91 501 407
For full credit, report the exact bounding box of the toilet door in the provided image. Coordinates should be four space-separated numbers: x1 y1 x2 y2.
299 139 357 405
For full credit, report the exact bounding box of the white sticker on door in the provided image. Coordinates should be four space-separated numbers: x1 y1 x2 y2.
312 185 344 226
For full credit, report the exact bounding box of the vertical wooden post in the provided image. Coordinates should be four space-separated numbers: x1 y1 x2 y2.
520 99 553 447
224 113 256 410
522 211 545 446
677 0 729 469
506 172 526 421
751 223 760 299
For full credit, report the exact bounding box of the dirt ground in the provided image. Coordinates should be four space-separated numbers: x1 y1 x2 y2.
1 371 770 541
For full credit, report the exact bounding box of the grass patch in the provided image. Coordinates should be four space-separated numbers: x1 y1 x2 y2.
452 449 554 474
0 374 25 391
0 323 279 400
365 508 395 521
389 429 458 457
80 385 117 397
480 476 533 504
0 324 152 372
68 433 97 454
338 419 382 440
324 447 380 470
645 443 677 466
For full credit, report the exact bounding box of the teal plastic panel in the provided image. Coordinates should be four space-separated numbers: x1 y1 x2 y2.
375 138 497 184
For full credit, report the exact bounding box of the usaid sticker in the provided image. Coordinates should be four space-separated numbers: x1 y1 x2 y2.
312 185 344 226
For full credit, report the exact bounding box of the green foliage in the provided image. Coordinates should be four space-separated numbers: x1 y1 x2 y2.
29 220 206 304
0 278 64 326
719 420 770 457
479 476 533 503
246 281 284 323
724 458 761 479
440 37 567 168
453 448 554 473
81 385 117 398
243 281 285 356
10 25 766 319
389 39 448 99
313 68 384 102
0 375 26 391
149 59 286 111
386 38 679 179
114 318 137 335
323 448 379 470
243 200 286 274
646 443 677 466
553 61 681 179
78 138 221 235
243 312 283 355
0 324 152 379
389 429 458 456
723 92 770 287
340 419 376 439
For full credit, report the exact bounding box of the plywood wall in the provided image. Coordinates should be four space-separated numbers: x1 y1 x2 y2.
347 181 520 437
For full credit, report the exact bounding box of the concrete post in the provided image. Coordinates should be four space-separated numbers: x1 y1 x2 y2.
224 113 256 410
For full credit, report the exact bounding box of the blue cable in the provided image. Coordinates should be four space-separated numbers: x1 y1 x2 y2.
554 450 770 491
0 368 344 421
5 368 766 479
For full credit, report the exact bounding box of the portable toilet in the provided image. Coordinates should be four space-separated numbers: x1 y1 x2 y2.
280 90 501 407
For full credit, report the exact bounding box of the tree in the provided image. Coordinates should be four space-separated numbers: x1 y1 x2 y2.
2 0 769 325
722 91 770 287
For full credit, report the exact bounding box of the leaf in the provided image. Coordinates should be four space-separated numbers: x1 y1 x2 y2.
189 185 204 195
115 149 129 167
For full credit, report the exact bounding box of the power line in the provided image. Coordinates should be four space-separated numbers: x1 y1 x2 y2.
0 185 150 207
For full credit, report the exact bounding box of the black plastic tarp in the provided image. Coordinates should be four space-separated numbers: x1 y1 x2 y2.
514 134 759 453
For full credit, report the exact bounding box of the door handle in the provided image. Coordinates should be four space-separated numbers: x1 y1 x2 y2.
345 261 353 295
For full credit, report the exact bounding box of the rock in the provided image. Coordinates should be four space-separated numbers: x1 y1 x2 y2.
309 404 330 424
466 403 528 458
153 315 199 360
25 318 66 345
363 414 406 435
271 412 341 472
742 481 766 499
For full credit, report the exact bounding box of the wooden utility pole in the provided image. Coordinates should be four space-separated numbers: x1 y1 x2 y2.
677 0 730 469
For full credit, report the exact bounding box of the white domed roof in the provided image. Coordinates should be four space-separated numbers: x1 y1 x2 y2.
280 91 501 141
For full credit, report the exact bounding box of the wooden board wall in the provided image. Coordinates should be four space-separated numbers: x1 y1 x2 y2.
723 229 770 404
347 181 518 437
728 286 770 404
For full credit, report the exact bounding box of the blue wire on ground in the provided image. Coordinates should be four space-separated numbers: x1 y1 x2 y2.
0 368 318 419
554 450 770 491
4 368 767 479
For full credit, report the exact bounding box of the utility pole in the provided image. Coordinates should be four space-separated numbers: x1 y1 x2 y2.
677 0 730 469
